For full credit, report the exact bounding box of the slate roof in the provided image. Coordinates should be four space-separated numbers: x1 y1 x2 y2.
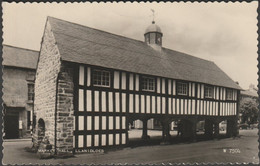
3 45 39 69
47 17 241 90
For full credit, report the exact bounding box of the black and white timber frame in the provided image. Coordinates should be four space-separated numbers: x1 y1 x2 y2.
73 64 239 150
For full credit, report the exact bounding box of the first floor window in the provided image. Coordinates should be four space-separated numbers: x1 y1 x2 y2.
142 76 155 91
226 89 233 100
205 85 213 98
93 69 110 87
177 82 188 95
28 83 34 101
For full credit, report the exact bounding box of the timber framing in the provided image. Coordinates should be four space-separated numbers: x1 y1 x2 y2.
72 62 239 150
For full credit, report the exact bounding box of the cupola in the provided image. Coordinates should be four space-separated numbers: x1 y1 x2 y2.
144 21 163 47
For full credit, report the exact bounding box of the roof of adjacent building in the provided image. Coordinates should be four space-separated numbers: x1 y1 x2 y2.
241 90 258 98
241 85 258 97
3 45 39 69
47 16 241 90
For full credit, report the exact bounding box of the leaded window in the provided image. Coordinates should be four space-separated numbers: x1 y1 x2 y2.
205 85 213 98
177 82 188 95
93 69 110 87
226 89 233 100
28 83 34 101
142 76 155 91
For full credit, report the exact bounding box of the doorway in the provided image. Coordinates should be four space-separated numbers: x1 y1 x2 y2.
4 113 19 139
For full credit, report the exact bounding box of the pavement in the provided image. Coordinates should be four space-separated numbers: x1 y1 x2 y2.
2 129 259 165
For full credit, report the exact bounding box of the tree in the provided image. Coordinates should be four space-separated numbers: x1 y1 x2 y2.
239 97 258 125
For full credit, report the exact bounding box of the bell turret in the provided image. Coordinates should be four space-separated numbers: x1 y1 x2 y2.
144 21 163 46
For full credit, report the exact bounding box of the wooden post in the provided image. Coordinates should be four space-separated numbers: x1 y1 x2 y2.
160 120 171 144
227 118 236 137
226 120 230 137
141 119 150 140
204 119 213 138
191 120 197 142
213 122 219 139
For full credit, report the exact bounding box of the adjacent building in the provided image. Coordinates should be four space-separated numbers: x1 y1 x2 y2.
240 84 258 100
3 45 39 139
32 17 241 156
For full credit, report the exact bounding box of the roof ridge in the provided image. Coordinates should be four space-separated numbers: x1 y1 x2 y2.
48 16 214 64
46 16 241 90
3 44 39 53
48 16 145 44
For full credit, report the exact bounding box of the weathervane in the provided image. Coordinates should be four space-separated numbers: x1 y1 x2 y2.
151 9 155 24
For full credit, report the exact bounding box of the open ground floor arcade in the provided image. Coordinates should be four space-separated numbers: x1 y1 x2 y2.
32 112 239 157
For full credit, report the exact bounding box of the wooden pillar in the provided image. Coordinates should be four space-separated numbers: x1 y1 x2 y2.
226 119 232 137
233 118 239 137
213 122 219 139
180 119 196 142
165 122 171 141
160 120 171 144
204 119 213 138
227 119 237 137
181 120 190 138
191 120 197 142
161 122 165 140
141 119 150 140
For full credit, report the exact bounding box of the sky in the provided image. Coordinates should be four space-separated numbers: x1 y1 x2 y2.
2 2 258 90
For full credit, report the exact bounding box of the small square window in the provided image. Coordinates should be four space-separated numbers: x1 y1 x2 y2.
142 76 155 92
177 82 188 95
93 69 110 87
205 85 213 98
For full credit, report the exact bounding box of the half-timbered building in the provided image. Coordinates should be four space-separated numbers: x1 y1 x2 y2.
33 17 241 156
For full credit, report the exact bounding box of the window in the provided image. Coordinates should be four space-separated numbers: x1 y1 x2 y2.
145 34 150 44
27 111 31 130
177 82 188 95
156 33 162 45
142 76 155 91
28 83 34 101
204 85 213 98
93 69 110 87
226 89 233 100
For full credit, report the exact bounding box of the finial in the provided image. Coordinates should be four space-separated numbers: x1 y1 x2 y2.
151 9 155 23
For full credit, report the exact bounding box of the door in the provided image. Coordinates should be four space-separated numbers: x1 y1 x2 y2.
4 114 19 139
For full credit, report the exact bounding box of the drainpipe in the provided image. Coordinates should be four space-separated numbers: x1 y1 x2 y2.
54 72 61 155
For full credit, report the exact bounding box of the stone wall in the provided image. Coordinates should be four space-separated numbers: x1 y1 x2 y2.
33 20 61 148
56 63 74 155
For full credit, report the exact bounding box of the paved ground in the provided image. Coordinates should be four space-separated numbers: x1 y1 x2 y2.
3 129 258 165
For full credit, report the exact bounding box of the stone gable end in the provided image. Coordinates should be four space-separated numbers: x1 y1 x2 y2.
33 20 61 148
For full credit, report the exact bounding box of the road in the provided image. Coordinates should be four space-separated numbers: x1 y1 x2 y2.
3 129 258 165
